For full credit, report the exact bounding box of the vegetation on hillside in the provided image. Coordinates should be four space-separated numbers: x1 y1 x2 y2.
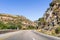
0 14 36 30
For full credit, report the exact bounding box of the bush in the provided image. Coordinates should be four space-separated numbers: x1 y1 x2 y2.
0 21 7 29
55 27 60 34
27 25 35 29
0 21 22 29
50 2 55 7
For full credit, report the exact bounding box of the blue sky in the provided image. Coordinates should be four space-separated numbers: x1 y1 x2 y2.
0 0 52 21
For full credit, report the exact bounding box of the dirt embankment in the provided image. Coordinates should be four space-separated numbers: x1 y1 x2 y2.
0 30 18 34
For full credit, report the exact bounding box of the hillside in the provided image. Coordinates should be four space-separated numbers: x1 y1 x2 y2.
37 0 60 36
0 13 36 30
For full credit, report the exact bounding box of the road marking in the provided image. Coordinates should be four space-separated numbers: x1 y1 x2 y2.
32 38 35 40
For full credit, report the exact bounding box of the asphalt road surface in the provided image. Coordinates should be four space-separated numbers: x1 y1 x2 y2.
0 30 60 40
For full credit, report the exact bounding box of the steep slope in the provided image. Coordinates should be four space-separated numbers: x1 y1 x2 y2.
37 0 60 36
44 0 60 29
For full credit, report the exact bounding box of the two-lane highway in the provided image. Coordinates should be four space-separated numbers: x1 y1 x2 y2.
0 30 60 40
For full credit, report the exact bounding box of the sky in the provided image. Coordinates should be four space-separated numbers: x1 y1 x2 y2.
0 0 52 21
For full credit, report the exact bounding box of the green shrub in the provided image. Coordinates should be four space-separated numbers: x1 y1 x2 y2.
27 25 35 29
55 27 60 34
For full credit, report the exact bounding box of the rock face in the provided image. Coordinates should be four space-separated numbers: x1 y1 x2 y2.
38 0 60 31
43 0 60 30
37 0 60 35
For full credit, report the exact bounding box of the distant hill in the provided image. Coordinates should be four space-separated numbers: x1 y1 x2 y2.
0 13 36 30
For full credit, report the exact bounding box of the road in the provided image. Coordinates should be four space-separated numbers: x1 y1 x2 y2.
0 30 60 40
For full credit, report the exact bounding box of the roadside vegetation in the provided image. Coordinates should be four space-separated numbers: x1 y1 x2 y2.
0 14 36 30
0 21 22 29
0 21 36 30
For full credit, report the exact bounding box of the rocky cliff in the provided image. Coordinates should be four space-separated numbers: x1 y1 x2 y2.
38 0 60 35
